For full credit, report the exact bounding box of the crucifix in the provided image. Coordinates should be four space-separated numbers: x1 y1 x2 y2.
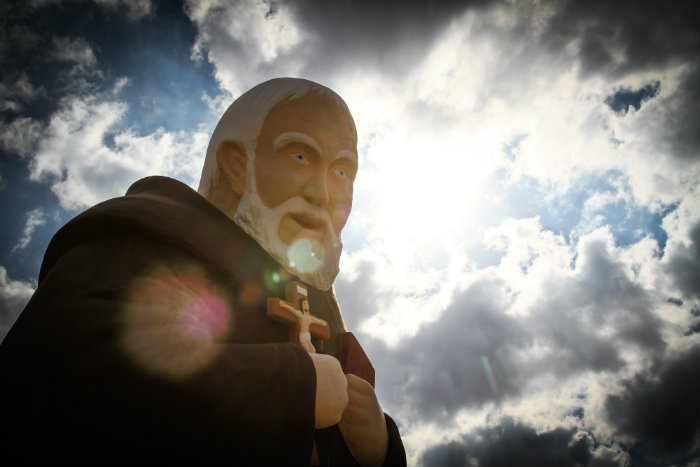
267 281 376 466
266 281 330 353
266 281 375 387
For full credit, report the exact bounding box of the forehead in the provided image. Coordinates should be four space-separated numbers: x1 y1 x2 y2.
259 92 357 150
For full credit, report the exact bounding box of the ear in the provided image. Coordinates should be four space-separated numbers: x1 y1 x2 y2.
216 140 247 198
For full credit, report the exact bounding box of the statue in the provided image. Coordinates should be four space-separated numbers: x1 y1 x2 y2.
0 78 405 466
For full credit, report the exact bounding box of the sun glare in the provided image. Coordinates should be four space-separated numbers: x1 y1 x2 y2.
368 136 499 246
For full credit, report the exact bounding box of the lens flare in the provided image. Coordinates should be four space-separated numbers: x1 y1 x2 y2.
121 263 232 380
237 281 262 306
480 356 499 393
287 238 324 273
178 295 228 339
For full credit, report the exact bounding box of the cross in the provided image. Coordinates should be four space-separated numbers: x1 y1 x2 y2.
266 281 330 353
266 281 375 388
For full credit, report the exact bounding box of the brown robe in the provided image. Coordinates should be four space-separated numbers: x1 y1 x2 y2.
0 176 405 466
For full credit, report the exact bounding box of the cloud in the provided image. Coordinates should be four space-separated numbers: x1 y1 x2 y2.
0 116 44 158
288 0 480 81
536 0 700 166
21 0 152 19
186 0 304 95
188 0 698 208
52 36 97 68
539 0 699 78
660 195 700 301
421 418 622 467
0 73 41 112
664 221 700 301
11 208 46 252
24 91 209 210
0 266 35 344
386 277 530 419
338 218 673 431
605 345 700 461
94 0 152 19
185 0 478 95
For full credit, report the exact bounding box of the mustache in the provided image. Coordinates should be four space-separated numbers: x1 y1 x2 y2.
280 198 335 232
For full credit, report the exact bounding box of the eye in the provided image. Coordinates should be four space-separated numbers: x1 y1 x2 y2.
291 153 309 165
335 168 347 179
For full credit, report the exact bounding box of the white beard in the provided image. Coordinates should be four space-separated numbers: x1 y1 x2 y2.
233 178 342 291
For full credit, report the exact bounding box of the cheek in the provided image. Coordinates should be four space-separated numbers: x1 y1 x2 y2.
255 160 303 206
331 201 352 234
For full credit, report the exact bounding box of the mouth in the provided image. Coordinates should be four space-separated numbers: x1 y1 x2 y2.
291 213 326 231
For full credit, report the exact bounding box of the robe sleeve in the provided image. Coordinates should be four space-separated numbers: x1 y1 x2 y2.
314 412 406 466
383 414 407 466
1 230 316 465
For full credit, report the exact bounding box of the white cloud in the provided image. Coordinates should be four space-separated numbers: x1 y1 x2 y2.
0 117 44 158
12 208 46 252
27 93 210 210
52 36 97 69
355 216 694 463
0 266 35 343
186 0 303 96
0 73 41 112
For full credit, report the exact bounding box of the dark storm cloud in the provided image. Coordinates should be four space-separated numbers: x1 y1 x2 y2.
189 0 488 91
339 229 667 422
567 236 664 351
526 234 666 372
338 272 529 420
335 260 394 331
665 221 700 300
539 0 700 162
393 279 529 419
605 345 700 463
287 0 483 79
659 64 700 160
421 418 618 467
541 0 699 77
524 234 664 376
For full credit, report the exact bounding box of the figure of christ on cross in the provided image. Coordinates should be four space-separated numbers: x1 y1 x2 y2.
267 281 331 353
267 281 376 387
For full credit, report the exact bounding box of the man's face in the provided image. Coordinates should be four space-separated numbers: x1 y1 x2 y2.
254 93 358 247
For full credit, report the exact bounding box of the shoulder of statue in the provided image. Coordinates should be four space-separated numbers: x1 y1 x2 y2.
39 176 266 284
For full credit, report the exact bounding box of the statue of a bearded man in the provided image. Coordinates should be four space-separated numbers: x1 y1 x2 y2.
0 78 406 466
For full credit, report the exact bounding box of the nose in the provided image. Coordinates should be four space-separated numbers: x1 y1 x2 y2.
301 170 330 207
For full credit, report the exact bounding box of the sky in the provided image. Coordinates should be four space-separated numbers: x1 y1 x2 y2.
0 0 698 465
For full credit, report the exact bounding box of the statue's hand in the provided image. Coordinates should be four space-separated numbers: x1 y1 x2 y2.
310 353 348 428
338 374 388 466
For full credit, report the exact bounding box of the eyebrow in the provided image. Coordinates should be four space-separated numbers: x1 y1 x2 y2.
335 149 358 170
273 132 322 155
273 131 358 169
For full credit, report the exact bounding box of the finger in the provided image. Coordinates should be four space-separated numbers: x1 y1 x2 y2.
346 386 379 411
345 374 376 403
341 402 375 425
345 373 372 392
346 385 366 406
